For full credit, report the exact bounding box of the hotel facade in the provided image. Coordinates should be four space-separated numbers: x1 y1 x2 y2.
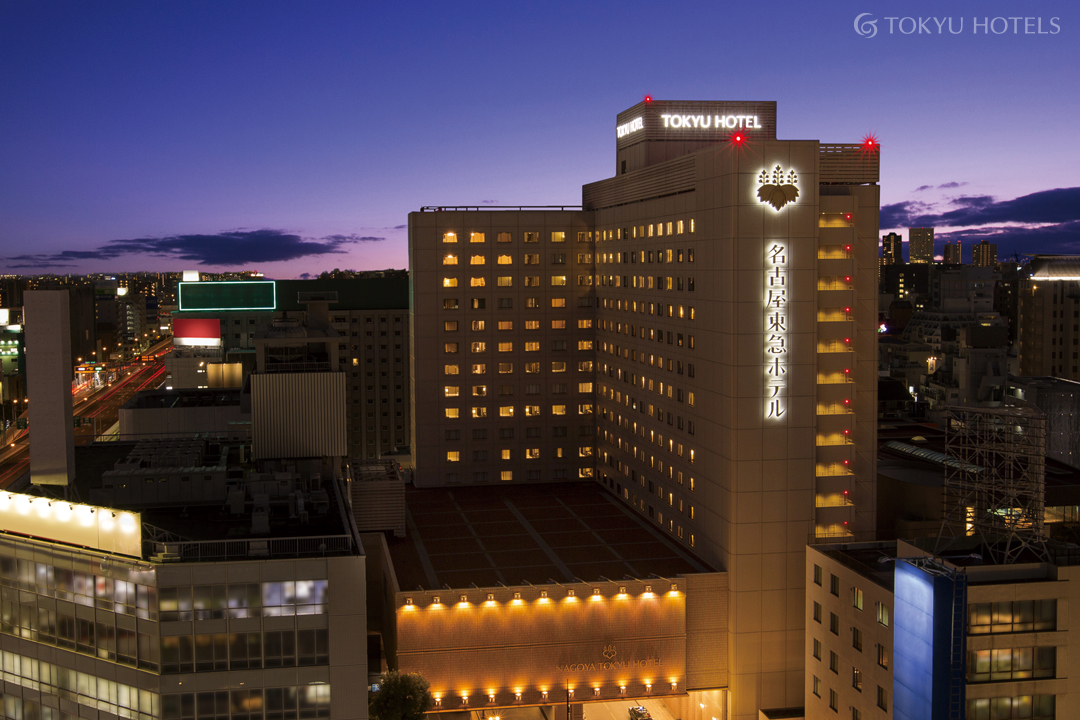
408 100 880 719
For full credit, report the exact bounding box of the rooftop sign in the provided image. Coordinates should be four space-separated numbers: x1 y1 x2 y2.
0 491 141 557
178 280 277 312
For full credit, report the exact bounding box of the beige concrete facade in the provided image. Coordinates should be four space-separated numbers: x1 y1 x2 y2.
408 100 880 720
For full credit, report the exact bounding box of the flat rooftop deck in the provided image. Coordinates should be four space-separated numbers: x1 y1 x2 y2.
388 482 715 591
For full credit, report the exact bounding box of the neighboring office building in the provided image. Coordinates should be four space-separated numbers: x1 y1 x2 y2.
0 437 366 720
972 240 998 268
909 228 935 264
880 263 930 305
807 539 1076 720
1019 256 1080 380
410 99 881 719
170 277 411 459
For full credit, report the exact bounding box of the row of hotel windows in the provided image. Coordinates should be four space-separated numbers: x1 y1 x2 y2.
605 458 695 492
160 629 329 673
0 649 158 720
618 485 693 545
599 221 695 240
447 469 594 482
599 275 695 291
444 362 591 375
163 686 332 720
441 232 580 244
967 696 1055 720
600 248 694 264
442 297 591 310
601 380 695 407
447 447 593 461
444 405 593 419
445 426 594 440
602 409 698 462
444 341 594 353
445 383 593 396
445 319 593 331
601 298 693 322
443 276 599 288
444 253 590 266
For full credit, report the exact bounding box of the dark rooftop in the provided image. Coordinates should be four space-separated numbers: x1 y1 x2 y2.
122 388 241 410
388 482 715 591
275 277 409 312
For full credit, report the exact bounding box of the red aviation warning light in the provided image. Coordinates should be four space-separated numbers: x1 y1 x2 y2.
644 95 653 104
844 213 853 221
859 133 880 160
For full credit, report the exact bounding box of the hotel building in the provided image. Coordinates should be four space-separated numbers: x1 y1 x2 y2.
409 99 880 719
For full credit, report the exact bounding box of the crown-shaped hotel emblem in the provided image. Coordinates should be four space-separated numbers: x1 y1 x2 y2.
757 166 799 210
602 644 617 659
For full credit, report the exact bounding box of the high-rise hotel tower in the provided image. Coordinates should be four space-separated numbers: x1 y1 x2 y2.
409 100 879 719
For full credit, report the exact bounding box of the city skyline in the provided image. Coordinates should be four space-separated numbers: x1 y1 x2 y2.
2 0 1077 277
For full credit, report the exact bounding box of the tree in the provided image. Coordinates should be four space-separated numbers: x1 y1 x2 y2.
369 671 434 720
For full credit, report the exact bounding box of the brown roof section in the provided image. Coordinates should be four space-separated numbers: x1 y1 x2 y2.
388 482 714 591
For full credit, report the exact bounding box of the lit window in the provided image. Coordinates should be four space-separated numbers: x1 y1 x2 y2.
552 319 566 329
525 342 540 352
444 364 459 375
443 255 458 265
443 232 457 243
524 253 539 264
578 340 593 350
501 449 511 460
497 232 511 243
443 277 458 287
551 231 566 243
524 232 538 243
578 446 593 457
472 385 487 396
497 255 513 265
852 587 864 611
446 451 460 462
689 219 695 233
471 342 486 353
551 362 567 372
444 386 459 397
470 277 485 287
526 448 539 459
501 471 513 481
470 232 485 243
578 382 593 393
552 405 567 415
877 602 889 627
524 276 540 286
498 363 513 374
444 343 459 353
497 276 513 286
666 222 673 235
471 364 486 375
445 408 459 418
578 319 593 329
471 320 485 330
525 405 541 416
444 320 458 331
525 320 540 330
500 406 514 417
551 298 566 308
497 342 512 352
551 275 567 286
578 404 593 414
497 321 513 330
470 255 485 265
677 220 684 234
472 406 487 418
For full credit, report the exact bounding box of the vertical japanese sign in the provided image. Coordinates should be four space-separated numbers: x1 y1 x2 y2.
765 243 788 419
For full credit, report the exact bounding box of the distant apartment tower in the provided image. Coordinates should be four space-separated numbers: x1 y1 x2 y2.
881 232 903 265
943 240 962 264
1020 256 1080 380
909 227 934 264
972 239 998 267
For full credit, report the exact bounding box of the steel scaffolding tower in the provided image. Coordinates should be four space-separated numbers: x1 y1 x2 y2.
937 403 1049 564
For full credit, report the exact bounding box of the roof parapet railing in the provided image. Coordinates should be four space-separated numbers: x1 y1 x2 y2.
420 205 583 212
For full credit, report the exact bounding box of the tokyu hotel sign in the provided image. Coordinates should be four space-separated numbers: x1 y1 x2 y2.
615 100 777 145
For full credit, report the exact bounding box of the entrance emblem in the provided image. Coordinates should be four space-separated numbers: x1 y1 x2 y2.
602 644 617 659
757 166 799 210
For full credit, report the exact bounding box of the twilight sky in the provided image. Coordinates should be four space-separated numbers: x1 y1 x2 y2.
1 0 1077 277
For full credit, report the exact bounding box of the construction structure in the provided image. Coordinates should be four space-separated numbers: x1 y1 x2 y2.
938 403 1049 564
